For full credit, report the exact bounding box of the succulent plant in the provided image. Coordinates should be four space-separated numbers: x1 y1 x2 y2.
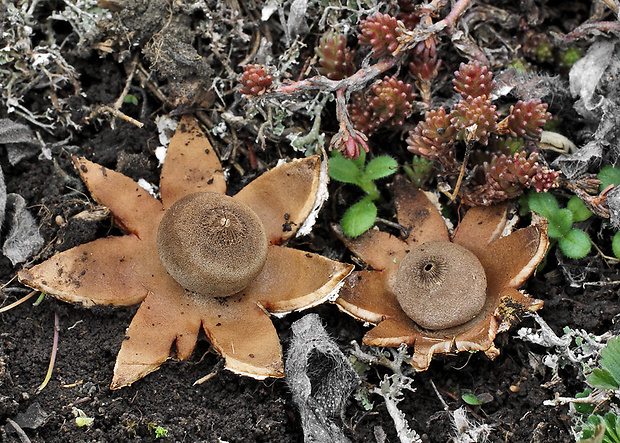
408 37 442 84
523 32 554 64
464 151 561 206
505 99 552 142
450 95 498 144
452 60 495 99
349 76 415 135
485 150 541 197
239 64 273 95
349 92 375 134
369 75 415 127
406 106 457 165
407 59 560 205
397 0 420 30
358 12 400 59
315 30 355 80
408 36 442 103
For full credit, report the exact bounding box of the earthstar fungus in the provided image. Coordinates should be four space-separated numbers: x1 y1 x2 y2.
334 176 549 370
19 116 353 389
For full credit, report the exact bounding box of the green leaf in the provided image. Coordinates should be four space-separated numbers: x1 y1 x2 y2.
567 196 593 222
558 229 591 259
598 165 620 191
123 94 138 105
588 368 619 390
341 196 377 238
406 156 434 187
575 388 595 415
154 426 168 438
461 392 493 405
612 231 620 259
603 412 620 443
518 193 531 216
528 191 559 219
579 423 605 443
461 393 483 405
351 147 367 170
363 156 398 180
600 337 620 388
547 208 573 238
329 152 362 185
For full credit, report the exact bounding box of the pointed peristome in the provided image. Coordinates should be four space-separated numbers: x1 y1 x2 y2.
335 180 549 372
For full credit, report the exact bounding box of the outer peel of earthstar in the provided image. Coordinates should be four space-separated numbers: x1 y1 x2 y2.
18 115 353 388
334 176 548 370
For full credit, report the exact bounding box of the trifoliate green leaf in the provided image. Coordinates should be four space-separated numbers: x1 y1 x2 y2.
548 208 573 238
341 196 377 238
528 191 559 219
558 228 591 259
567 196 593 222
329 152 362 185
363 156 398 180
598 165 620 191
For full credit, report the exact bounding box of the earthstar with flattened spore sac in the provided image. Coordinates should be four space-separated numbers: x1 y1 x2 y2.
18 115 353 389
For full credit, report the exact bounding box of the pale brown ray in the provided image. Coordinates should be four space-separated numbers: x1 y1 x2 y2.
393 176 449 247
336 270 402 323
234 156 321 245
475 223 549 292
160 115 226 209
18 235 161 307
201 295 285 379
332 224 408 272
451 203 508 257
245 246 353 314
111 282 203 389
363 314 418 347
73 157 164 237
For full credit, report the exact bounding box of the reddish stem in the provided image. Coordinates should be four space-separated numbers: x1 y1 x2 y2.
564 21 620 42
439 0 474 31
272 56 399 96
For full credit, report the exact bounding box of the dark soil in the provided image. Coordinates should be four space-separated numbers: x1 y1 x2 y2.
1 1 619 442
